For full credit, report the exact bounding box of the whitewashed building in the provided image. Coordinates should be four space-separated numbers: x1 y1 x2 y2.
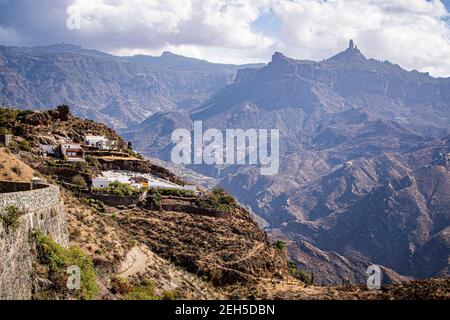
59 143 85 162
85 135 115 150
91 178 111 189
91 170 197 193
40 144 56 157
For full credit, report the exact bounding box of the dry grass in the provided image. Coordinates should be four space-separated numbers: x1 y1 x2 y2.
0 148 35 181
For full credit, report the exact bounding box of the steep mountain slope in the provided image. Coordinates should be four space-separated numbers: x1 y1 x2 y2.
193 43 450 131
0 44 262 128
127 41 450 283
2 107 449 300
0 107 290 299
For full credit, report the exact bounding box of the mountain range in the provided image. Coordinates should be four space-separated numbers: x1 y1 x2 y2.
123 41 450 284
0 41 448 284
0 43 261 128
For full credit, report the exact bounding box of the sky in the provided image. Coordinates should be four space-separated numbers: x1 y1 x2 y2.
1 0 450 77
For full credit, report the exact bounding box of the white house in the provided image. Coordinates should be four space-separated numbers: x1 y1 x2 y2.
91 170 198 193
59 143 85 162
92 178 111 189
85 135 115 150
40 144 56 157
92 176 130 189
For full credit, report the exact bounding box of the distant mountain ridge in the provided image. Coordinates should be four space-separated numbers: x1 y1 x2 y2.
1 40 449 284
125 41 450 284
0 43 263 128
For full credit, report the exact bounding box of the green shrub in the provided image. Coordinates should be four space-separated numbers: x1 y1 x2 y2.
33 230 98 300
148 187 194 198
71 175 87 187
288 261 314 285
126 282 161 300
146 191 162 211
162 290 176 300
195 187 236 213
1 205 20 232
15 109 34 120
211 187 235 204
18 139 32 152
0 108 19 126
209 269 224 285
273 240 287 250
0 127 10 135
102 181 141 197
70 228 82 239
85 155 100 167
110 276 133 295
126 149 144 160
45 159 58 167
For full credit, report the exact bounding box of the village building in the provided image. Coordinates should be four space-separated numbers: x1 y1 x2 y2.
92 178 113 189
0 134 12 147
85 135 115 150
59 143 85 162
91 170 197 193
40 144 56 157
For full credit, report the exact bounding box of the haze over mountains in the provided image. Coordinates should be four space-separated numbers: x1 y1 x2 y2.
0 43 262 128
124 41 450 284
0 41 449 284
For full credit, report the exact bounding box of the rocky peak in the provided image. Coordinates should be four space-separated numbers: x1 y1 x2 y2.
161 51 176 57
270 51 290 64
327 39 367 63
349 39 359 50
267 51 300 72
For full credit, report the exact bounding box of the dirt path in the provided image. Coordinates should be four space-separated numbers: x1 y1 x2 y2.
224 243 264 266
119 246 148 278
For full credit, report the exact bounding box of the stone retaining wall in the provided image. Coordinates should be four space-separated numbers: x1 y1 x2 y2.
0 182 69 300
78 190 144 207
0 184 60 213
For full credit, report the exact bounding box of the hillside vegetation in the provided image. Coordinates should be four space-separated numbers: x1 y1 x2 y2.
1 106 448 300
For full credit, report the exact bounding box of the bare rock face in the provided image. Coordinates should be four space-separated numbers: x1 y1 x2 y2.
2 40 449 285
121 111 192 160
0 44 262 128
127 43 450 283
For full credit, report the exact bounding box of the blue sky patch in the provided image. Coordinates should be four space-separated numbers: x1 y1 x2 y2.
251 9 279 37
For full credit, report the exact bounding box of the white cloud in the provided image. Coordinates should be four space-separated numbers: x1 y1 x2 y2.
1 0 450 76
69 0 274 50
270 0 450 77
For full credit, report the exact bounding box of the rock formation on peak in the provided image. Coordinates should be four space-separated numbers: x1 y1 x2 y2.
349 39 355 49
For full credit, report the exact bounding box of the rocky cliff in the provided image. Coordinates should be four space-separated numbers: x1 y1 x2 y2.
1 107 448 299
127 42 450 284
0 44 262 128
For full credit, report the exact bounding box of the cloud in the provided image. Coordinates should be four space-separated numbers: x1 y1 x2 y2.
0 0 450 76
65 0 274 51
271 0 450 77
